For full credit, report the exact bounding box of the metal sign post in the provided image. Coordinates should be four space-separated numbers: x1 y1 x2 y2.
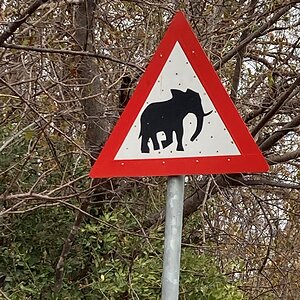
162 175 185 300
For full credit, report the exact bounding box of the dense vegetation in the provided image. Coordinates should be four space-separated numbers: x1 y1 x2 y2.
0 1 299 299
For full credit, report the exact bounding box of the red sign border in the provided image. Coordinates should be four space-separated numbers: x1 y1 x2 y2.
90 12 269 178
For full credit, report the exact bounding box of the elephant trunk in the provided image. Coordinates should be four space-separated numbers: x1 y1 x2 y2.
190 109 212 141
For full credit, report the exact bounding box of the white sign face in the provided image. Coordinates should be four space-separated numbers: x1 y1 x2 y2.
115 42 240 160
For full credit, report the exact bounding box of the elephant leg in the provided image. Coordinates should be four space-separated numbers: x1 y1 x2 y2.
141 135 150 153
150 134 160 151
175 125 184 151
162 130 173 149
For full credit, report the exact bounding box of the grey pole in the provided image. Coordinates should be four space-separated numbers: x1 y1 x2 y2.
162 175 185 300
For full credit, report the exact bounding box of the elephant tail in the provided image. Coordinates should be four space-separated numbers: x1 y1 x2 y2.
204 110 213 116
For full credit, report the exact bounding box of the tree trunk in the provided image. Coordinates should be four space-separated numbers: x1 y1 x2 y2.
54 0 109 292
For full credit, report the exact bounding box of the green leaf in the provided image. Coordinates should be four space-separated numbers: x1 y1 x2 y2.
24 130 34 141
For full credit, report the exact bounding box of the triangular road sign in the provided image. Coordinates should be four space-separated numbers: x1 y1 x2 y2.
90 11 269 178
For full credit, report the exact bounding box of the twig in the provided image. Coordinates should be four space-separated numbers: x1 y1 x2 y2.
253 193 274 274
0 121 38 152
0 289 11 300
0 199 28 217
0 77 95 161
54 198 89 293
200 176 213 243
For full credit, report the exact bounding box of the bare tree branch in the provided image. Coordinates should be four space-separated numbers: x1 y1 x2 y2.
214 3 297 70
259 114 300 151
252 75 300 137
0 0 50 46
267 149 300 165
145 169 300 229
230 0 258 103
240 177 300 190
1 43 144 72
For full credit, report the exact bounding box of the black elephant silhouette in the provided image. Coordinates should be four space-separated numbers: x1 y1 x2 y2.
139 88 213 153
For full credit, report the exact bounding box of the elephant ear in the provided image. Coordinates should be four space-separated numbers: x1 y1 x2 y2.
186 89 201 102
170 89 185 100
186 88 198 97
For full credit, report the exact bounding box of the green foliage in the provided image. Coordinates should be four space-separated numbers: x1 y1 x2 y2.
1 206 245 299
181 252 244 300
0 208 71 299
